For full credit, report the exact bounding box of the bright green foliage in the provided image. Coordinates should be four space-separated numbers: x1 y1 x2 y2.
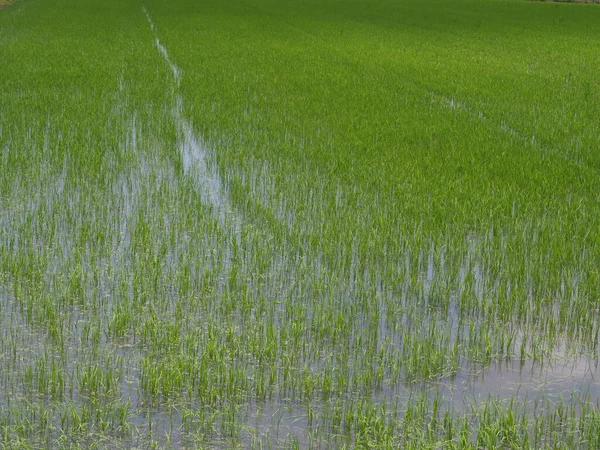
1 0 600 447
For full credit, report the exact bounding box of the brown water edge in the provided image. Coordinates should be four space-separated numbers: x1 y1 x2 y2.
0 0 18 8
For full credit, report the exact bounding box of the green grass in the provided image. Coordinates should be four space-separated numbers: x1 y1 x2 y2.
1 0 600 447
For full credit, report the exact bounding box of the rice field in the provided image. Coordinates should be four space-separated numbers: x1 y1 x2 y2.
1 0 600 447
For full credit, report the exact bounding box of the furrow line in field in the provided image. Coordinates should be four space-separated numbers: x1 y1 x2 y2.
143 7 180 85
143 6 233 228
427 90 592 170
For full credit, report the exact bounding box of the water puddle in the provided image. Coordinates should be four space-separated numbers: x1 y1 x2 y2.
460 357 600 405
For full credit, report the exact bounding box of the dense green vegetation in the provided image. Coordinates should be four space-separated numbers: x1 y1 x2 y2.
1 0 600 447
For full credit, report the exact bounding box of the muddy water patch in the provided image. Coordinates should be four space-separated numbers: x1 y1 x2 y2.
0 0 21 9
